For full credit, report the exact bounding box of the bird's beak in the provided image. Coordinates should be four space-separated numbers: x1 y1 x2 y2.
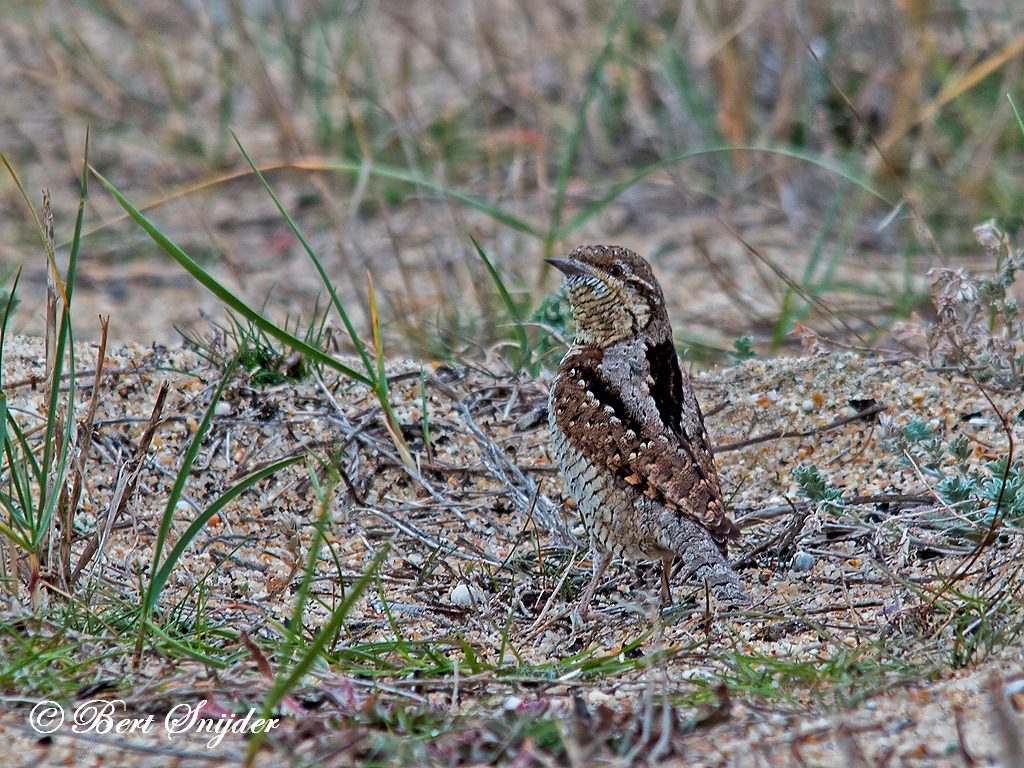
546 257 594 279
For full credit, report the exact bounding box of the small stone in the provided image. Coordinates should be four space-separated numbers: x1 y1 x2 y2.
791 551 816 571
450 583 486 608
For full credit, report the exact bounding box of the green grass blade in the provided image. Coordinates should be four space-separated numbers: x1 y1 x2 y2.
286 455 338 644
546 2 629 257
3 416 37 533
471 236 529 368
143 618 231 669
244 544 390 767
1009 93 1024 136
231 134 377 378
0 155 59 287
0 267 21 380
148 453 303 605
364 272 414 466
557 145 893 240
141 357 238 618
90 169 373 387
317 159 543 239
36 133 90 548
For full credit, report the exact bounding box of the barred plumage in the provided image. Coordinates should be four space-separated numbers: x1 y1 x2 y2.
547 245 750 617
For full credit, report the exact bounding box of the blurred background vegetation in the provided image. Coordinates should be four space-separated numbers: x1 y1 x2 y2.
1 0 1022 366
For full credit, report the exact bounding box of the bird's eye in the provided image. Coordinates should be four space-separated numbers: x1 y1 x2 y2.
607 263 624 278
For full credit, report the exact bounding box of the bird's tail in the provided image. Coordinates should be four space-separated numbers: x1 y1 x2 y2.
659 510 751 607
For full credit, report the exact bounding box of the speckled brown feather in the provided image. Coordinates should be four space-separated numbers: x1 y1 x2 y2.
550 346 738 547
547 244 749 612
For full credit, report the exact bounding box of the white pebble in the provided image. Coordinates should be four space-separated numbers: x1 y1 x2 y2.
792 551 816 571
450 583 486 609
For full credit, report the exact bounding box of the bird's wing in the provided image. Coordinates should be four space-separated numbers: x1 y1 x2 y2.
552 347 738 544
646 338 721 489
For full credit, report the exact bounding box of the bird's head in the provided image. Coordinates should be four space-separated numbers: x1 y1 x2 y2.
547 244 669 348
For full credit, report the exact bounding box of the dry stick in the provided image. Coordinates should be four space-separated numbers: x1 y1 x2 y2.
70 382 168 585
836 722 871 768
358 507 503 567
427 374 567 543
692 230 773 327
2 363 160 392
238 628 274 681
733 493 936 527
789 740 811 768
61 316 109 587
716 401 888 452
526 549 580 637
954 704 979 767
732 501 809 569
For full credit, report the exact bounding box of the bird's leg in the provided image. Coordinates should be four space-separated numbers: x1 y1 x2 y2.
660 554 674 607
576 550 613 620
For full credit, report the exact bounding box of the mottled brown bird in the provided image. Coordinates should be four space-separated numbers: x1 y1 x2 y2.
547 244 750 617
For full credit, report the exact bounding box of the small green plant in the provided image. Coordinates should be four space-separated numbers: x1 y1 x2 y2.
793 463 844 514
936 456 1024 528
728 334 757 363
529 284 574 367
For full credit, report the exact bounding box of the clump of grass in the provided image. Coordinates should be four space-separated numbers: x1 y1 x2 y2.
181 300 331 387
1 144 311 678
0 151 87 609
722 643 929 710
244 455 389 765
132 353 303 662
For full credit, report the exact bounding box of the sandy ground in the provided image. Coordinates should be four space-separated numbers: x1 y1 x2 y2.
0 335 1020 766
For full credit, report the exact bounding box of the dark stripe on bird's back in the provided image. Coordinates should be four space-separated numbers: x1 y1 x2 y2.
646 338 684 435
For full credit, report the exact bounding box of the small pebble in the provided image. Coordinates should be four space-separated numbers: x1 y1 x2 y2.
792 551 816 571
450 583 486 608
